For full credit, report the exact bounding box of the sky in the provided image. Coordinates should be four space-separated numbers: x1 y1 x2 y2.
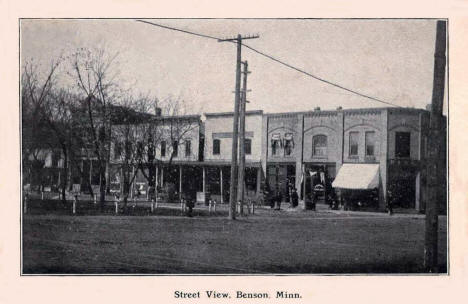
20 19 447 116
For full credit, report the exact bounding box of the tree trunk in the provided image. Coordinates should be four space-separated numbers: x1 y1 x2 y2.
61 149 68 206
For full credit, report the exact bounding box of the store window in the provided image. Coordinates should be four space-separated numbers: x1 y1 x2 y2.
312 135 327 157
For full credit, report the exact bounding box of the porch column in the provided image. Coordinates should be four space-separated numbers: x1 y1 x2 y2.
202 166 206 193
89 159 93 186
120 167 123 194
161 167 164 188
256 167 261 195
179 165 183 201
220 167 224 204
80 159 84 186
130 166 135 199
415 172 421 212
155 165 159 190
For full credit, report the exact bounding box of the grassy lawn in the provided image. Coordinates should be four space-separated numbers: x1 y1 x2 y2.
22 208 447 274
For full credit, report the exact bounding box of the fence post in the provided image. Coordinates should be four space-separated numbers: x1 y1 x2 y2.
115 200 119 215
24 193 28 214
73 195 77 215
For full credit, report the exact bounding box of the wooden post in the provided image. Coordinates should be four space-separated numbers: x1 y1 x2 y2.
155 165 159 192
24 193 28 214
73 195 77 214
228 35 242 220
220 167 224 204
161 167 164 189
425 20 446 272
218 34 259 220
238 61 249 216
202 166 206 194
179 165 183 203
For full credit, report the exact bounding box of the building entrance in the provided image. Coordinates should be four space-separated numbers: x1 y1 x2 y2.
267 163 296 203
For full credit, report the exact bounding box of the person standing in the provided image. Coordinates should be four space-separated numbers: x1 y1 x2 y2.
275 190 283 210
291 188 299 208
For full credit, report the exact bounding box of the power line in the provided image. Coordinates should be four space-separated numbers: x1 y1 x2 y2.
242 44 402 108
135 19 403 108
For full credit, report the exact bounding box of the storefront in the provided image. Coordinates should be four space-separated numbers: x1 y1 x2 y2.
332 163 380 210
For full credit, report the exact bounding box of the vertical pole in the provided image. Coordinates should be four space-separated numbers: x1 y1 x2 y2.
425 20 446 272
179 165 183 202
130 166 135 199
238 61 248 215
202 166 206 194
89 159 93 188
161 167 164 189
228 35 242 220
155 165 158 191
220 167 224 204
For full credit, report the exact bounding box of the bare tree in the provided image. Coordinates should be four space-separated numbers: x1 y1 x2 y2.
21 59 61 190
66 47 121 208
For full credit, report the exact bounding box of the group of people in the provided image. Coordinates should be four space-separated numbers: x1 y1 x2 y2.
266 187 300 210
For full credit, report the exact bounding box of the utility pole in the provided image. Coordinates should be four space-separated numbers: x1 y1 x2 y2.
238 61 251 215
218 34 259 220
424 20 446 272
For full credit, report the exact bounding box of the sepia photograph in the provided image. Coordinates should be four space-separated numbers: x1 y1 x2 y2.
20 18 448 275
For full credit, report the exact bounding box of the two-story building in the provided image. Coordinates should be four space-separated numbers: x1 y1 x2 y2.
203 110 264 203
260 107 445 212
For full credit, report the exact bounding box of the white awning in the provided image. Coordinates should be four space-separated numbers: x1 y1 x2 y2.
332 164 380 190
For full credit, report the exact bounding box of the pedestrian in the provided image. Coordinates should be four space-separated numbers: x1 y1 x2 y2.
311 189 317 211
387 199 393 215
291 188 299 208
186 197 194 217
275 190 283 210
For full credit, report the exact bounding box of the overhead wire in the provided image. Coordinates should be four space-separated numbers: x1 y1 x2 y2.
135 19 403 108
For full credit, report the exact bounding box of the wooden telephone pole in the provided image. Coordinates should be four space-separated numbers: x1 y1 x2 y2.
238 61 251 215
218 34 259 220
424 20 446 272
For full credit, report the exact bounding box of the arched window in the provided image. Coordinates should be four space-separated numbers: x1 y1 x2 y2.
312 135 327 157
